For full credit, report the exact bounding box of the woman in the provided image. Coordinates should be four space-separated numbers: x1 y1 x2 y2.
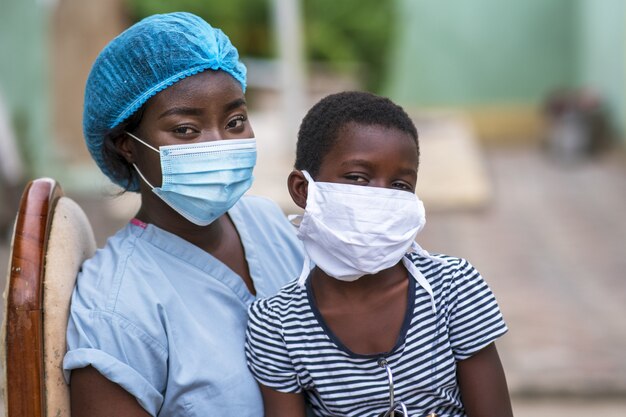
63 12 304 417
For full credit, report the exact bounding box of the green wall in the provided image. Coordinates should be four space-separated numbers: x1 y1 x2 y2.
386 0 578 106
577 0 626 136
0 0 52 176
386 0 625 139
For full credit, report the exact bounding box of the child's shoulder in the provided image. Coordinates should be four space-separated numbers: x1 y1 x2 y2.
406 251 481 284
407 251 467 270
250 279 307 319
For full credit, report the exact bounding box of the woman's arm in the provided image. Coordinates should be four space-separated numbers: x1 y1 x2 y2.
259 384 307 417
70 366 151 417
456 342 514 417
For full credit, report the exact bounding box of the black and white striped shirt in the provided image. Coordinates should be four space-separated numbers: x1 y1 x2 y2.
245 253 507 417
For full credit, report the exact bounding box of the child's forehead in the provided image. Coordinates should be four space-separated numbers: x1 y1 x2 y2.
323 122 418 166
335 120 371 134
333 121 416 148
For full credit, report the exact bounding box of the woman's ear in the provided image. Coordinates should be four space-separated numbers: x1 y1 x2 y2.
114 132 135 164
287 170 308 209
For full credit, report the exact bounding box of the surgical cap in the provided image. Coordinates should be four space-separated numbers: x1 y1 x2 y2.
83 12 247 190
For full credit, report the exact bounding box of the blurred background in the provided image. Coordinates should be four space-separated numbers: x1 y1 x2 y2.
1 0 626 415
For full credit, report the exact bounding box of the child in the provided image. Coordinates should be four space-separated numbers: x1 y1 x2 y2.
245 91 513 417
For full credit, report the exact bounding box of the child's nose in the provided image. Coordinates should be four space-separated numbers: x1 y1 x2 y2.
369 180 389 189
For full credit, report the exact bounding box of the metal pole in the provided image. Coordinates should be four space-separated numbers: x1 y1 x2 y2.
271 0 307 155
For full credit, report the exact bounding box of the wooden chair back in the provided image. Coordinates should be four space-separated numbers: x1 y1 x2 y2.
2 178 96 417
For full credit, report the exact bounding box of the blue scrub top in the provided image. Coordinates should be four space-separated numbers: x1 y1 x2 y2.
64 195 304 416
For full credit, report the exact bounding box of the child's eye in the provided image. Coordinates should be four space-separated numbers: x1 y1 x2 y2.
392 181 413 191
344 174 368 184
226 115 247 130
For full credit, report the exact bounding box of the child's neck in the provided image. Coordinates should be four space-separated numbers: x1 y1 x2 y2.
310 262 411 355
311 263 406 301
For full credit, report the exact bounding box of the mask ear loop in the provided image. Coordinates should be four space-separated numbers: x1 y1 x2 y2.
408 241 448 267
402 252 436 315
132 163 156 189
291 170 316 287
287 212 310 287
124 131 160 189
300 169 314 184
125 131 160 152
405 241 448 409
296 252 313 287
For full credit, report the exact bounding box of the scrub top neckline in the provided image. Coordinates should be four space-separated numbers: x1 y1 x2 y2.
128 200 260 303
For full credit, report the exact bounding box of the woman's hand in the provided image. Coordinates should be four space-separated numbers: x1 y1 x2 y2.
70 366 151 417
456 342 514 417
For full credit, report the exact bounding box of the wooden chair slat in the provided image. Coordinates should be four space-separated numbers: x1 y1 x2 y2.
5 178 63 417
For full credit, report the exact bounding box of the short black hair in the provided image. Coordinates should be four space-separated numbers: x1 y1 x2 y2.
294 91 419 177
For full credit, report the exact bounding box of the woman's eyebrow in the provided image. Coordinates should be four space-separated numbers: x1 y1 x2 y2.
156 98 246 120
224 98 247 112
158 106 203 119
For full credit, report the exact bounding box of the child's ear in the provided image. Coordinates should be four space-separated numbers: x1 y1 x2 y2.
287 170 308 209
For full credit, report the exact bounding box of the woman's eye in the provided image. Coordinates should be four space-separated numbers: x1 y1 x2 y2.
226 115 247 130
172 126 196 135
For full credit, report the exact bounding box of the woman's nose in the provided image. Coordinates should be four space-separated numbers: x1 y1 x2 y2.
199 129 247 142
199 129 225 142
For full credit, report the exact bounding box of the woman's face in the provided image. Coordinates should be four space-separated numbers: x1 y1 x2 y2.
123 70 254 188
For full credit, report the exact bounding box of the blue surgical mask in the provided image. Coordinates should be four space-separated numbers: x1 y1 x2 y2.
126 132 256 226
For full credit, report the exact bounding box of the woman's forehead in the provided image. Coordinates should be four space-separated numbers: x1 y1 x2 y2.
146 70 244 112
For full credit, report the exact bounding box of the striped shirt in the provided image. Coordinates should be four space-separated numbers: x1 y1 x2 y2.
245 253 508 417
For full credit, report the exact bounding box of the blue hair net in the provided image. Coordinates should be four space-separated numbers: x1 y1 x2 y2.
83 12 247 190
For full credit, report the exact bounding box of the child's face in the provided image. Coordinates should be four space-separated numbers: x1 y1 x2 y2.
316 122 419 192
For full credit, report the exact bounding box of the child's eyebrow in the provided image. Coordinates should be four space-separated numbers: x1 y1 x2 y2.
340 159 417 175
340 159 373 168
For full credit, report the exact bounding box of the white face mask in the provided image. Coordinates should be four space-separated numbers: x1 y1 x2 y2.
293 170 427 285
